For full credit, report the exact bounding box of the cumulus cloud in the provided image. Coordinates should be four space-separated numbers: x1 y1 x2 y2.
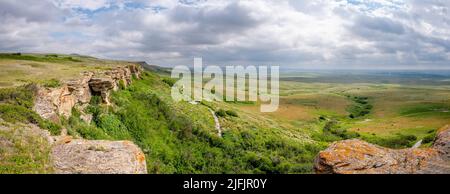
0 0 449 69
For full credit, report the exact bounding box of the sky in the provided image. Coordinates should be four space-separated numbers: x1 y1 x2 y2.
0 0 449 69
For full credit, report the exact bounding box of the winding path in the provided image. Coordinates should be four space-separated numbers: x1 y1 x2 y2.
208 108 222 137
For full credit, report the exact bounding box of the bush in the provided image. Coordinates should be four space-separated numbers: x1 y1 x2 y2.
347 95 372 118
225 110 238 117
423 133 436 144
215 109 227 117
89 95 102 105
162 78 176 87
363 134 418 149
0 104 61 135
73 122 110 140
118 80 126 90
0 84 36 108
43 79 61 88
0 104 41 124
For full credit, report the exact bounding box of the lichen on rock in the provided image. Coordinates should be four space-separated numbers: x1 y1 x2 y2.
314 125 450 174
51 138 147 174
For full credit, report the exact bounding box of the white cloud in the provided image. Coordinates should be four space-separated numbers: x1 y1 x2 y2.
0 0 449 69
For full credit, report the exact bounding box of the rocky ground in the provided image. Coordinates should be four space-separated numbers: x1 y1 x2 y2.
314 125 450 174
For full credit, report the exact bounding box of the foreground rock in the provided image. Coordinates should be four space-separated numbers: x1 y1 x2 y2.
314 125 450 174
52 137 147 174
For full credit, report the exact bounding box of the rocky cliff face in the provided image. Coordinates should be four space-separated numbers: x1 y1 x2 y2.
314 125 450 174
31 64 147 174
33 64 142 121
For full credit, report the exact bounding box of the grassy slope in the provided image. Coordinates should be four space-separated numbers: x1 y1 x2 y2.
1 53 449 173
66 72 323 173
0 121 53 174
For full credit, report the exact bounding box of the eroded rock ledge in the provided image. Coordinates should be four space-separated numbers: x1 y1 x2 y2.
314 125 450 174
33 64 142 122
31 64 147 174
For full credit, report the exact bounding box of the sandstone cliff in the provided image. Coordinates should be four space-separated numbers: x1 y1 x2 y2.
33 64 142 120
314 125 450 174
31 64 147 174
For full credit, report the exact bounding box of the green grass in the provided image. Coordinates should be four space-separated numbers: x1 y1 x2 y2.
60 71 323 173
399 103 450 117
0 53 82 63
0 125 53 174
346 95 372 118
42 79 61 88
0 84 61 135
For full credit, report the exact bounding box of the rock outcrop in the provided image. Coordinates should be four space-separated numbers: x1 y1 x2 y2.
31 64 147 174
33 64 142 121
314 125 450 174
88 77 115 105
52 137 147 174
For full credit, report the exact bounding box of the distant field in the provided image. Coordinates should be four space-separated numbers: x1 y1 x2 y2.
230 70 450 147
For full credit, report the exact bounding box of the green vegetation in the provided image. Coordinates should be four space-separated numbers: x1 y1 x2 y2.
42 79 61 88
347 96 372 118
0 84 61 135
225 110 239 117
0 126 53 174
162 77 176 87
0 53 81 63
118 80 126 90
313 118 420 149
215 109 239 118
362 133 418 149
215 109 227 117
58 72 323 173
1 54 450 174
399 103 450 117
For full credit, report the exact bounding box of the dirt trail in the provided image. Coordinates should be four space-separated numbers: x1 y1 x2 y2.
208 108 222 137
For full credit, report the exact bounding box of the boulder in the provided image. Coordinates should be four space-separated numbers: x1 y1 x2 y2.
51 138 147 174
314 125 450 174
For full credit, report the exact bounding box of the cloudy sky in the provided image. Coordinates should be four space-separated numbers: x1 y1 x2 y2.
1 0 449 69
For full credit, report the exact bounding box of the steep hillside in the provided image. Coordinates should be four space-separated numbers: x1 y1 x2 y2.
0 54 322 174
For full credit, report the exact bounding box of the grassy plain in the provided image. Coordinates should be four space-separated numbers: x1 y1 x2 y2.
1 53 449 173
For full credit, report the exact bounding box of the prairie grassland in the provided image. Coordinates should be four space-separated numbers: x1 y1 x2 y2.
0 53 131 88
227 72 450 146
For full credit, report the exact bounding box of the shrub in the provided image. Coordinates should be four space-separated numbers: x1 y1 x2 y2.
347 95 372 118
97 114 132 140
423 133 436 144
0 84 36 108
43 79 61 88
73 122 110 140
215 109 227 117
118 80 126 90
0 104 61 135
363 134 418 149
225 110 238 117
0 85 60 136
89 95 102 105
162 78 176 87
